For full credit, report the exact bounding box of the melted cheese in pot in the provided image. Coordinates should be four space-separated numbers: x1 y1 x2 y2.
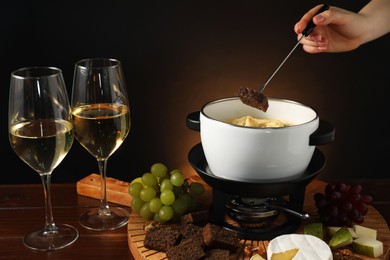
226 115 293 128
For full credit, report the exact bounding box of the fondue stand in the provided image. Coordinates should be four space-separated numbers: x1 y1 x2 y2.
188 143 326 240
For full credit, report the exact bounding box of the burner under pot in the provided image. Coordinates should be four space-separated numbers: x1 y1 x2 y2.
226 197 280 224
226 197 310 224
209 189 309 240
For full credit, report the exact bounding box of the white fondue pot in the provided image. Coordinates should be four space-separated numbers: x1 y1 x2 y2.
187 97 334 182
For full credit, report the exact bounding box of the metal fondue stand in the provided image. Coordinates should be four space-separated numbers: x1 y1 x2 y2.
188 143 327 240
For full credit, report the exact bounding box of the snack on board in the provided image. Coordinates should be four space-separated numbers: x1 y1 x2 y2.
238 86 269 112
267 234 333 260
128 162 206 224
270 248 299 260
181 209 209 225
166 238 206 260
143 211 241 259
352 236 383 258
202 223 240 252
328 227 354 250
205 248 230 259
302 222 385 259
143 226 181 252
314 181 373 227
180 223 204 245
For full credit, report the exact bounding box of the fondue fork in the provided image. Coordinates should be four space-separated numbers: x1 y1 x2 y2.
238 3 330 112
260 3 330 93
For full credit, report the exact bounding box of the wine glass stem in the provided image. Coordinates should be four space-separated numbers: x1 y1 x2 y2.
40 174 57 231
97 159 111 215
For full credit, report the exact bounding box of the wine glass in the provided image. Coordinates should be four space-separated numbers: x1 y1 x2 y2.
71 58 131 231
8 66 79 251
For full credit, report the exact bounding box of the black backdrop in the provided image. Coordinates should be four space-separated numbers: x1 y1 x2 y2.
2 1 389 184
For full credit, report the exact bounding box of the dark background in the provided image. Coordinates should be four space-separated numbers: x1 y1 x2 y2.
1 1 389 184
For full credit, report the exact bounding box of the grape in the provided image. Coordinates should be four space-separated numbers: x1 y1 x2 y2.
354 213 364 224
328 190 342 203
151 163 168 178
153 212 166 224
170 170 184 186
348 193 361 205
337 212 348 224
314 181 373 227
360 194 373 205
356 202 368 215
149 197 163 213
158 205 174 221
140 187 157 202
130 177 143 185
328 204 339 218
140 202 154 220
128 162 205 224
129 182 143 198
189 182 205 197
158 175 169 185
142 172 158 187
349 184 362 194
160 190 175 205
340 201 353 214
172 198 188 215
348 208 362 222
179 193 193 207
131 197 144 213
172 185 184 197
160 179 174 191
315 197 329 209
335 182 348 193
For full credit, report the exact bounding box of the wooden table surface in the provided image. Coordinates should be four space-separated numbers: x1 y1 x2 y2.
1 178 389 259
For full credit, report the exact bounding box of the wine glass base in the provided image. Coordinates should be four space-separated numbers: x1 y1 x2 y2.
23 224 79 251
79 207 130 231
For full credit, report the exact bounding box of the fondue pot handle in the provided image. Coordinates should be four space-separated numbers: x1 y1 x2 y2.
309 119 335 145
186 111 201 132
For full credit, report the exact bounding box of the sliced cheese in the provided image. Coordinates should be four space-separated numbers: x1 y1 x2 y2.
352 235 383 258
271 248 299 260
267 234 332 260
353 224 377 239
251 254 266 260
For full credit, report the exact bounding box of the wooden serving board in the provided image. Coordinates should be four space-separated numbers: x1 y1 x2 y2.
127 178 390 260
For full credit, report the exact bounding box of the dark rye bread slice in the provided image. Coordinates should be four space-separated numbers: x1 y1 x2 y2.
143 226 181 252
166 238 206 260
181 209 210 225
180 223 204 245
237 86 269 112
205 248 231 259
202 223 240 252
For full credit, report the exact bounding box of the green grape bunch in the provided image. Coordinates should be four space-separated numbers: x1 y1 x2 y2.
128 163 205 223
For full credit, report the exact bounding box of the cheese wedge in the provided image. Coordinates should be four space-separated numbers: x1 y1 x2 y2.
267 234 332 260
271 248 299 260
352 235 383 258
353 224 377 239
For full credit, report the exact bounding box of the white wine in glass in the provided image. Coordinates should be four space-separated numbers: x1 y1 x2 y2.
71 58 131 231
8 66 79 251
